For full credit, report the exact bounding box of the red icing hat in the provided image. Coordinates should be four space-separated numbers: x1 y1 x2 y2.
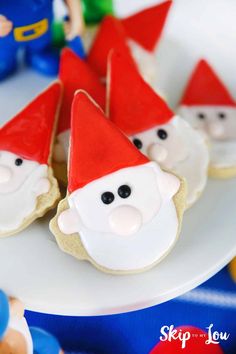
121 1 172 52
68 91 149 193
87 15 137 78
58 48 106 134
0 82 62 165
107 51 174 135
180 59 236 106
151 326 224 354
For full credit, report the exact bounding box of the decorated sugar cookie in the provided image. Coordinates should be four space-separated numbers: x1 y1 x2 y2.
121 0 172 87
0 290 63 354
53 48 106 184
0 82 61 237
178 59 236 178
50 91 186 274
107 52 209 207
87 1 171 86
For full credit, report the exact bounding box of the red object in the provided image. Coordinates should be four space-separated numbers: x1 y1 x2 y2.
121 1 172 52
58 48 106 134
180 59 236 106
151 326 224 354
0 82 62 165
87 16 137 78
68 91 149 193
108 51 173 135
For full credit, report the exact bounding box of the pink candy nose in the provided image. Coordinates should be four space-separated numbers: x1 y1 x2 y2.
0 165 12 183
208 122 224 138
148 143 168 163
109 206 142 236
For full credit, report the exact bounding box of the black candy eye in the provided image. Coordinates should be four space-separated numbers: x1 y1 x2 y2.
15 158 23 166
118 185 131 199
197 113 205 119
157 129 168 140
218 112 226 119
133 138 143 149
101 191 114 204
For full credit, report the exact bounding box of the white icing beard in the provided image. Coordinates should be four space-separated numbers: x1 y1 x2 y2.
53 130 70 163
0 163 49 232
210 140 236 168
59 162 180 271
179 105 236 168
130 116 209 206
9 316 33 354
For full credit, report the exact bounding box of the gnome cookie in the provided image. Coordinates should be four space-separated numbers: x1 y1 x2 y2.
107 52 209 207
0 290 63 354
0 82 61 237
178 59 236 178
50 91 186 274
87 1 171 87
121 0 172 88
53 48 106 185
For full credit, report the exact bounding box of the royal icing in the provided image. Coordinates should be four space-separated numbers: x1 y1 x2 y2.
130 116 209 206
179 105 236 168
58 162 180 271
0 82 61 165
210 140 236 168
0 151 49 232
54 91 182 272
54 49 106 164
107 51 208 207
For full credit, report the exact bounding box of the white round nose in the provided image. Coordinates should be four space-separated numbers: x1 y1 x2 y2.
109 206 142 236
0 165 12 183
148 143 168 163
208 122 224 138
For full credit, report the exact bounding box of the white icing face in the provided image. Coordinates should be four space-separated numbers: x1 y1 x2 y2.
130 117 189 170
53 130 70 163
58 162 180 271
0 151 50 232
129 116 209 207
0 151 40 194
179 105 236 141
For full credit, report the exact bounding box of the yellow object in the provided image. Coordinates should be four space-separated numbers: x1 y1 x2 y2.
14 18 48 42
229 257 236 282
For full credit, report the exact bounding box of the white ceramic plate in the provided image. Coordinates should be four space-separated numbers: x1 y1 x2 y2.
0 71 236 316
0 171 235 316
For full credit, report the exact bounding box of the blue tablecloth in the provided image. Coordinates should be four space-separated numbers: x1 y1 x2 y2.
26 266 236 354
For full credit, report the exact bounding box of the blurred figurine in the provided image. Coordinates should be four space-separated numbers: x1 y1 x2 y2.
0 290 63 354
229 257 236 282
82 0 113 25
0 0 84 80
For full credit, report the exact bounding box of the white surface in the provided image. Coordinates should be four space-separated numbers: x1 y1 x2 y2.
0 0 236 315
